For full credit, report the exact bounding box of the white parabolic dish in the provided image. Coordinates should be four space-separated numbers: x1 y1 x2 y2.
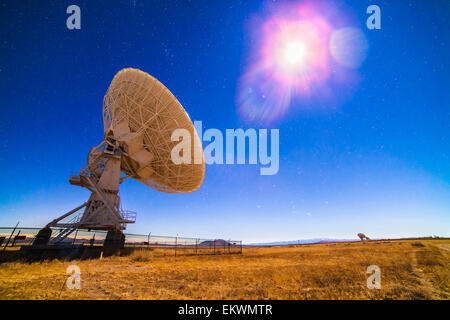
103 68 205 193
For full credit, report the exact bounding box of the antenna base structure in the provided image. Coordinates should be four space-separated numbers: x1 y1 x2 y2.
33 68 205 248
34 137 136 246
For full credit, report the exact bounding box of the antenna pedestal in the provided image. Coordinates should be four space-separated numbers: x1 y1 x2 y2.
65 140 136 231
33 227 52 246
103 229 126 254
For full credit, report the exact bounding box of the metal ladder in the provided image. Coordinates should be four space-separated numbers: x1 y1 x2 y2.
49 213 82 245
50 225 80 245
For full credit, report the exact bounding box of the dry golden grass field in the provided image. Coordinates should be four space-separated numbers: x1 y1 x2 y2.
0 239 448 300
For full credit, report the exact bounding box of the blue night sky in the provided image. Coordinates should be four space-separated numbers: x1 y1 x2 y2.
0 0 449 243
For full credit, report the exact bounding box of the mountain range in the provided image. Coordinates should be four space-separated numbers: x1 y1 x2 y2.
245 238 365 246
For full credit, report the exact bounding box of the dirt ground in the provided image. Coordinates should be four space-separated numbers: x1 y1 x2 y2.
0 239 448 300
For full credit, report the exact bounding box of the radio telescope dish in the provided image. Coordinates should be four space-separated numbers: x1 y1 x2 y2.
34 68 205 249
103 68 205 193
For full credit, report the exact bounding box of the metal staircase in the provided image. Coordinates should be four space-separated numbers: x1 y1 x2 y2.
48 211 82 245
49 225 79 244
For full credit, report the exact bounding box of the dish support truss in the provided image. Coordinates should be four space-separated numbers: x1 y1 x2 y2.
37 138 136 245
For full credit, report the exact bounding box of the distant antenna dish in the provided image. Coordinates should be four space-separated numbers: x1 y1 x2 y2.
357 233 370 241
34 68 205 247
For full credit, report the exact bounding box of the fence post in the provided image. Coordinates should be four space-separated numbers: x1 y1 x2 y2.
228 239 231 253
11 230 21 247
72 229 78 246
147 232 151 249
240 241 242 254
175 234 178 257
213 239 216 255
2 222 19 252
195 238 198 254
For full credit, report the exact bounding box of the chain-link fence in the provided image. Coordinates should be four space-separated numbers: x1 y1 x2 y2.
0 227 242 256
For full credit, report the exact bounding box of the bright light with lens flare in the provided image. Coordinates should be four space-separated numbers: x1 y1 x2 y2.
237 1 368 124
280 41 306 71
263 18 331 89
